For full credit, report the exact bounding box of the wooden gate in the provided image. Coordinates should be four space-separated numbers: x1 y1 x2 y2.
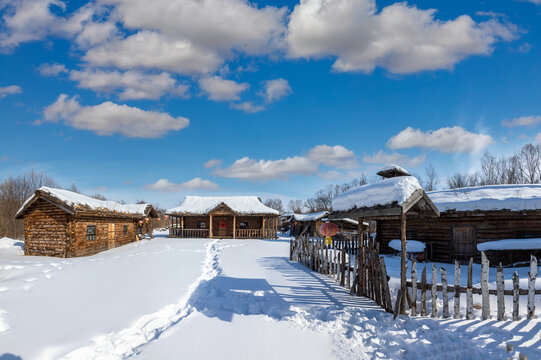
452 226 475 260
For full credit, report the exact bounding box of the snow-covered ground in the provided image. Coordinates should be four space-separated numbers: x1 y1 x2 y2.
1 234 540 359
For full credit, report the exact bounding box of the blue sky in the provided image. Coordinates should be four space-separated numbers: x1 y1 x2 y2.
0 0 540 209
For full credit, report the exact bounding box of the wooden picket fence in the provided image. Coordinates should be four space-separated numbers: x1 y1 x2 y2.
291 234 541 321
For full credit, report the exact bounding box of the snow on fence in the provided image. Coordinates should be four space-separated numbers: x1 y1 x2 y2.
290 234 540 322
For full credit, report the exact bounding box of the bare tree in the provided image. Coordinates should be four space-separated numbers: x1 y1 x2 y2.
480 151 498 185
424 164 439 191
0 170 59 238
518 144 541 184
91 193 107 200
264 198 284 213
287 199 304 214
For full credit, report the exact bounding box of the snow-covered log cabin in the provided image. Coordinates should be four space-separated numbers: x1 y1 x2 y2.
330 167 541 265
15 187 158 257
288 211 329 237
166 196 280 239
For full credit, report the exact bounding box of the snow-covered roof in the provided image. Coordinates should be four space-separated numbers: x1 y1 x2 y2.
167 196 279 215
321 217 362 226
477 238 541 251
377 165 411 178
332 176 423 211
291 211 329 222
428 184 541 212
16 187 153 218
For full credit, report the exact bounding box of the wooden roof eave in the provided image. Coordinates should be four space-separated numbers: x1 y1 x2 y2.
15 190 77 219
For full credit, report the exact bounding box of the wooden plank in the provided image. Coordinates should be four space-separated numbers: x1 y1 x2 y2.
394 288 404 320
481 252 490 320
528 255 537 319
400 212 407 315
421 265 427 316
431 263 438 318
454 260 460 319
379 256 393 313
341 248 346 287
411 260 417 316
467 256 472 320
513 271 520 321
441 267 449 318
497 263 505 321
347 246 351 289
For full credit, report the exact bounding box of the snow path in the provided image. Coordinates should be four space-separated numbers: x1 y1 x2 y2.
61 239 221 360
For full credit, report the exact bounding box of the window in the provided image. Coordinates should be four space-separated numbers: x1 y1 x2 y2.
108 223 115 240
86 225 96 241
123 225 128 235
239 222 249 229
197 221 206 229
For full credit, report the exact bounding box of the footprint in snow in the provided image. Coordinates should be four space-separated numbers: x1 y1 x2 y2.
22 284 33 291
25 278 37 282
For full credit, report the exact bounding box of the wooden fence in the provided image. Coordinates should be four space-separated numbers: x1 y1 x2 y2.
291 234 541 321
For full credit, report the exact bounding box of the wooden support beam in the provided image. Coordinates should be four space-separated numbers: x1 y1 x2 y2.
233 215 236 239
400 212 407 314
209 214 213 238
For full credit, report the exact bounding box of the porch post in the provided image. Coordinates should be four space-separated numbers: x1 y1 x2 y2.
181 215 184 237
400 211 407 314
209 214 213 238
357 218 364 296
262 217 266 238
233 215 236 239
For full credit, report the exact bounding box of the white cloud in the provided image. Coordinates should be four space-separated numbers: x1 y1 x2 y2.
306 144 358 170
362 150 426 168
387 126 493 154
199 76 249 101
84 31 222 75
204 159 223 169
101 0 287 55
261 78 292 103
145 178 219 192
38 63 68 76
501 115 541 128
0 85 22 98
230 102 265 113
213 144 358 180
70 68 189 100
42 94 189 138
287 0 517 74
536 133 541 143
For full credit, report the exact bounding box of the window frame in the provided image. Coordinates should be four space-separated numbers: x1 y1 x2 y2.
239 221 249 229
197 221 206 229
123 224 128 235
86 225 96 241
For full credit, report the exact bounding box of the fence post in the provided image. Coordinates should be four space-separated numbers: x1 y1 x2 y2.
513 271 520 321
467 257 473 320
431 263 438 318
411 260 417 316
347 246 351 289
497 263 505 321
441 267 449 318
481 252 490 320
341 248 346 287
379 256 393 313
454 260 460 319
421 265 427 316
528 255 537 319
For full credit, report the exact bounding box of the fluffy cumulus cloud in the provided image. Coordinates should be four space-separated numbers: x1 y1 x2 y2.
362 150 426 167
387 126 493 153
84 31 222 75
70 68 189 100
213 144 357 180
199 76 249 101
0 85 22 98
261 78 292 103
145 177 219 192
287 0 517 73
501 115 541 128
101 0 287 55
42 94 189 138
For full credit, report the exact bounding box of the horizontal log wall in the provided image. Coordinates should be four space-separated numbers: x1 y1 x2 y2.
24 199 70 257
70 217 137 257
378 212 541 263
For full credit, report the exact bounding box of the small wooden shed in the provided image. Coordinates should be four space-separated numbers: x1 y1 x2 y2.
15 187 158 257
289 211 329 237
167 196 280 239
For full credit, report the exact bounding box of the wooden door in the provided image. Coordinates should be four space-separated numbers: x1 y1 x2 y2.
108 223 116 249
452 226 475 258
218 219 228 237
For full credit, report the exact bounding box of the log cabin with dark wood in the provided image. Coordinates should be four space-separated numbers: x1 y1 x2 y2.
166 196 280 239
330 166 541 267
288 211 329 237
15 187 158 257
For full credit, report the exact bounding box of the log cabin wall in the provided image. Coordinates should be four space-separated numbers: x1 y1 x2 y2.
24 199 70 257
377 211 541 263
236 216 262 230
69 217 137 257
183 216 210 229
